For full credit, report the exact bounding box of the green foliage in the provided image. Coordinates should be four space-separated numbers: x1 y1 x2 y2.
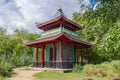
74 60 120 77
82 64 104 77
99 22 120 60
97 62 112 73
14 29 40 40
110 60 120 73
0 75 4 80
0 28 40 77
73 0 120 63
34 71 81 79
0 61 13 77
34 71 109 80
96 60 120 76
73 64 83 73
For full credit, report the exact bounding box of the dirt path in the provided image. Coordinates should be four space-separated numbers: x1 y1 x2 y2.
7 67 45 80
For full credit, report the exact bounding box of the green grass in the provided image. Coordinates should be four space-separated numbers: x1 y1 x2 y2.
0 75 5 80
34 71 109 80
34 71 77 78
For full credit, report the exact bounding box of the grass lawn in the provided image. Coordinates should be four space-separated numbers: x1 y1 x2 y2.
34 71 109 80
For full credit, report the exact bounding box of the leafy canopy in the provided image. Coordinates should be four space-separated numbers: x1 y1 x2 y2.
73 0 120 63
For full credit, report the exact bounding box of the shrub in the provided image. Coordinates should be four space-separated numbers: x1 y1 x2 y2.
0 75 4 80
73 64 83 73
0 61 14 77
97 62 111 70
83 64 106 77
110 60 120 73
97 62 113 75
73 60 120 77
82 64 95 72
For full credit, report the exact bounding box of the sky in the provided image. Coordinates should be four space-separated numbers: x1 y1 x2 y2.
0 0 90 34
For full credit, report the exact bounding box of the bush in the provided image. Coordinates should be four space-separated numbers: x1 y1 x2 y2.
97 62 111 70
110 60 120 73
0 61 14 77
72 60 120 77
85 66 106 77
97 62 113 75
73 64 83 73
0 75 4 80
82 64 106 77
82 60 120 77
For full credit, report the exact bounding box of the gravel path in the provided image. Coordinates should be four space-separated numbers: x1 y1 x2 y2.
7 67 45 80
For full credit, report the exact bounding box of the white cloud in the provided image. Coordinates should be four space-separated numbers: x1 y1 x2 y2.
0 0 82 34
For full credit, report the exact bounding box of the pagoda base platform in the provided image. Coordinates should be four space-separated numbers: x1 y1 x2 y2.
33 61 85 69
32 67 73 73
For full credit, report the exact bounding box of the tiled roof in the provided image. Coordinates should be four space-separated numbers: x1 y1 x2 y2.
25 32 92 48
36 9 82 31
34 32 61 42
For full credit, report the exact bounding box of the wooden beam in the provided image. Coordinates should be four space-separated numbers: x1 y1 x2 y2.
62 22 77 31
41 45 45 67
63 17 82 29
44 21 59 31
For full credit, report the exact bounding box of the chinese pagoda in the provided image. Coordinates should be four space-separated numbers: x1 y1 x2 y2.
25 9 92 69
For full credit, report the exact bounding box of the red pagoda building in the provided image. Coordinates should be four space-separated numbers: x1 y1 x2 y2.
25 9 92 69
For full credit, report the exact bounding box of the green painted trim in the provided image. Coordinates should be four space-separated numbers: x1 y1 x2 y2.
42 42 74 62
33 48 42 61
63 27 78 37
63 42 66 61
69 43 74 61
41 27 79 37
56 42 60 61
41 27 61 36
45 44 53 61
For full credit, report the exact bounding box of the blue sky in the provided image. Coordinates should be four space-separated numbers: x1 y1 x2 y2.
0 0 90 34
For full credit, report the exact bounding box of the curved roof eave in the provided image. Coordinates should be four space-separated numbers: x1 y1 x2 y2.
25 32 92 48
36 16 83 31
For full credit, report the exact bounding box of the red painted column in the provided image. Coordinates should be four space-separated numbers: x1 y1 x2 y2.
41 45 45 67
60 41 63 68
66 43 69 68
52 43 56 68
35 48 38 67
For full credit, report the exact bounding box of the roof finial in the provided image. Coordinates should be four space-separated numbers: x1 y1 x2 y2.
53 8 66 18
58 8 63 13
57 8 64 16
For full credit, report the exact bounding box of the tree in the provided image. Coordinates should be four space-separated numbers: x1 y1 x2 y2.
100 21 120 61
72 0 120 63
0 28 40 77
